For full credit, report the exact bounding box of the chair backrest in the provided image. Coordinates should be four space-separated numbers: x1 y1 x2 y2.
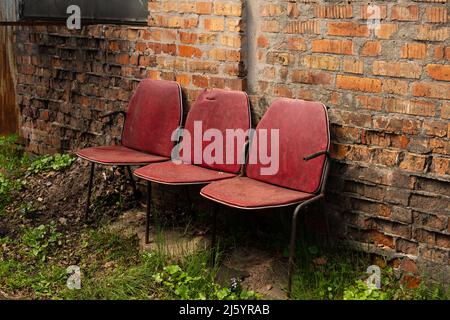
246 98 330 194
180 88 251 174
122 79 183 157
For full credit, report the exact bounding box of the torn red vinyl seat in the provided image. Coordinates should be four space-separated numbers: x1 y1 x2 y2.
200 176 314 209
133 161 236 185
134 88 252 244
77 145 168 165
76 79 183 220
200 98 330 297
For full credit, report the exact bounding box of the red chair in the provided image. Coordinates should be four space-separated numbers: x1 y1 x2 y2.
200 98 330 297
134 88 251 244
77 79 183 220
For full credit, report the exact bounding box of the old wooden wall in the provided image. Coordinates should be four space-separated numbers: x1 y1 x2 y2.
0 1 19 135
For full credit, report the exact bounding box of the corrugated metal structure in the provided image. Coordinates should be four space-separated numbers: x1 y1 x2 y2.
0 0 19 135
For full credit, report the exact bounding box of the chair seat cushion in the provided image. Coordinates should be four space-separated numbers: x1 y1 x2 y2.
77 146 168 165
133 161 236 185
200 177 314 209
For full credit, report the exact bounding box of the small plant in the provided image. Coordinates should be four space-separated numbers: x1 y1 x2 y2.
21 223 63 262
0 135 28 173
0 173 25 214
27 154 76 174
343 280 387 300
153 264 260 300
18 202 36 216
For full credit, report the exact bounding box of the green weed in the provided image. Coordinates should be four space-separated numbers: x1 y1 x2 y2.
27 154 76 175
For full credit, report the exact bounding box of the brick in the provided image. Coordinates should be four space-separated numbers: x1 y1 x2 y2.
343 59 364 74
209 48 241 62
336 75 381 93
423 120 448 137
401 43 427 59
287 38 306 51
436 234 450 249
414 212 447 231
220 34 241 48
272 85 292 98
192 75 209 88
284 21 320 34
261 4 283 17
178 45 202 58
175 74 190 86
361 41 381 57
266 52 293 66
401 259 419 274
115 54 129 65
385 99 436 117
315 4 352 18
301 55 340 71
214 2 242 16
426 7 448 23
382 79 409 95
195 2 213 15
179 32 197 44
396 239 418 255
369 230 395 248
442 102 450 119
204 18 225 31
399 153 427 172
361 5 387 20
257 35 269 48
373 61 422 79
328 22 369 37
227 19 242 32
436 46 450 60
415 25 449 41
356 95 383 111
292 70 333 85
312 39 353 55
412 82 450 99
287 3 300 18
431 157 450 175
375 24 398 39
426 64 450 81
197 33 216 45
391 6 419 21
162 1 177 12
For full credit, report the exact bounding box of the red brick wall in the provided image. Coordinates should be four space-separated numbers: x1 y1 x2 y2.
14 0 450 280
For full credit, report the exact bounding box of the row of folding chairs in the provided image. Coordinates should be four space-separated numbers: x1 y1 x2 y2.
76 79 330 296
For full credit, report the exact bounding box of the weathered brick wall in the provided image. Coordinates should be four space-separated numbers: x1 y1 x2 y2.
14 0 450 281
147 0 245 105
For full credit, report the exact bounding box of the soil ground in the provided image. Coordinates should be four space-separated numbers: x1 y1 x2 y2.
0 159 289 299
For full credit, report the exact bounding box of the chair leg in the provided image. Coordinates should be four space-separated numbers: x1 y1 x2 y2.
184 186 197 220
288 208 300 299
210 204 218 267
126 166 139 199
84 162 95 221
145 181 152 244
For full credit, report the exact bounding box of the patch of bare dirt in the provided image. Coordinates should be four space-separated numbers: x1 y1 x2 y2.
0 158 139 240
219 247 289 300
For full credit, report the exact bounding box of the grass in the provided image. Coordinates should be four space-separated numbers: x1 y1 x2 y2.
0 226 259 300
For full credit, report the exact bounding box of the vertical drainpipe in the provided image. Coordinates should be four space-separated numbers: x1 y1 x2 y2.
243 0 260 95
